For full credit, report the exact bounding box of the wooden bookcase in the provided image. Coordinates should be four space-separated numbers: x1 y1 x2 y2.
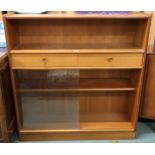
3 13 151 141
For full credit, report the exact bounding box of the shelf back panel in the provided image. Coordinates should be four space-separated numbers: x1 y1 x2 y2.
80 91 130 122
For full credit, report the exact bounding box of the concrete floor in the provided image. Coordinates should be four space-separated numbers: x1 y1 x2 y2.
13 121 155 143
119 122 155 143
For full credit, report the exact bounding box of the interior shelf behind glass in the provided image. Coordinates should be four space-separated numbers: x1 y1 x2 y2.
14 69 138 92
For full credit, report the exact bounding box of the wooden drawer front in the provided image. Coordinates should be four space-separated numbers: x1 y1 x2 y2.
11 54 78 68
11 53 143 68
78 54 143 67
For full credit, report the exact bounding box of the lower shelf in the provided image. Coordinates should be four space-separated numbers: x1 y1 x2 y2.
20 112 135 140
22 112 131 130
19 125 135 141
22 121 133 131
80 122 133 131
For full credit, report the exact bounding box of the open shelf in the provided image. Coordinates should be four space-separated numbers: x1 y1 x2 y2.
5 18 148 51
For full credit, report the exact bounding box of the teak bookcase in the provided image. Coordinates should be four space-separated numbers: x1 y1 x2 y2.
3 13 151 141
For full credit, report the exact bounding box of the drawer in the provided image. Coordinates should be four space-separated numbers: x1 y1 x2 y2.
11 53 143 69
78 54 143 68
11 54 78 68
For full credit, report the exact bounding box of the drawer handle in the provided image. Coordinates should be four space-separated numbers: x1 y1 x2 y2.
42 58 48 63
107 57 114 62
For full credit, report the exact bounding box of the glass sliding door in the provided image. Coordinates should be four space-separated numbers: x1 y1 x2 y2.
14 69 138 130
14 70 80 130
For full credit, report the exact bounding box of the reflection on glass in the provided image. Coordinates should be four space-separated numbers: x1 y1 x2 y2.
15 70 79 89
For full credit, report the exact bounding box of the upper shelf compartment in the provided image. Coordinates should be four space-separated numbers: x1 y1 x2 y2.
4 14 150 52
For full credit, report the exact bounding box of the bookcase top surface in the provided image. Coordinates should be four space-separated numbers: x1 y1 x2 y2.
3 13 151 19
